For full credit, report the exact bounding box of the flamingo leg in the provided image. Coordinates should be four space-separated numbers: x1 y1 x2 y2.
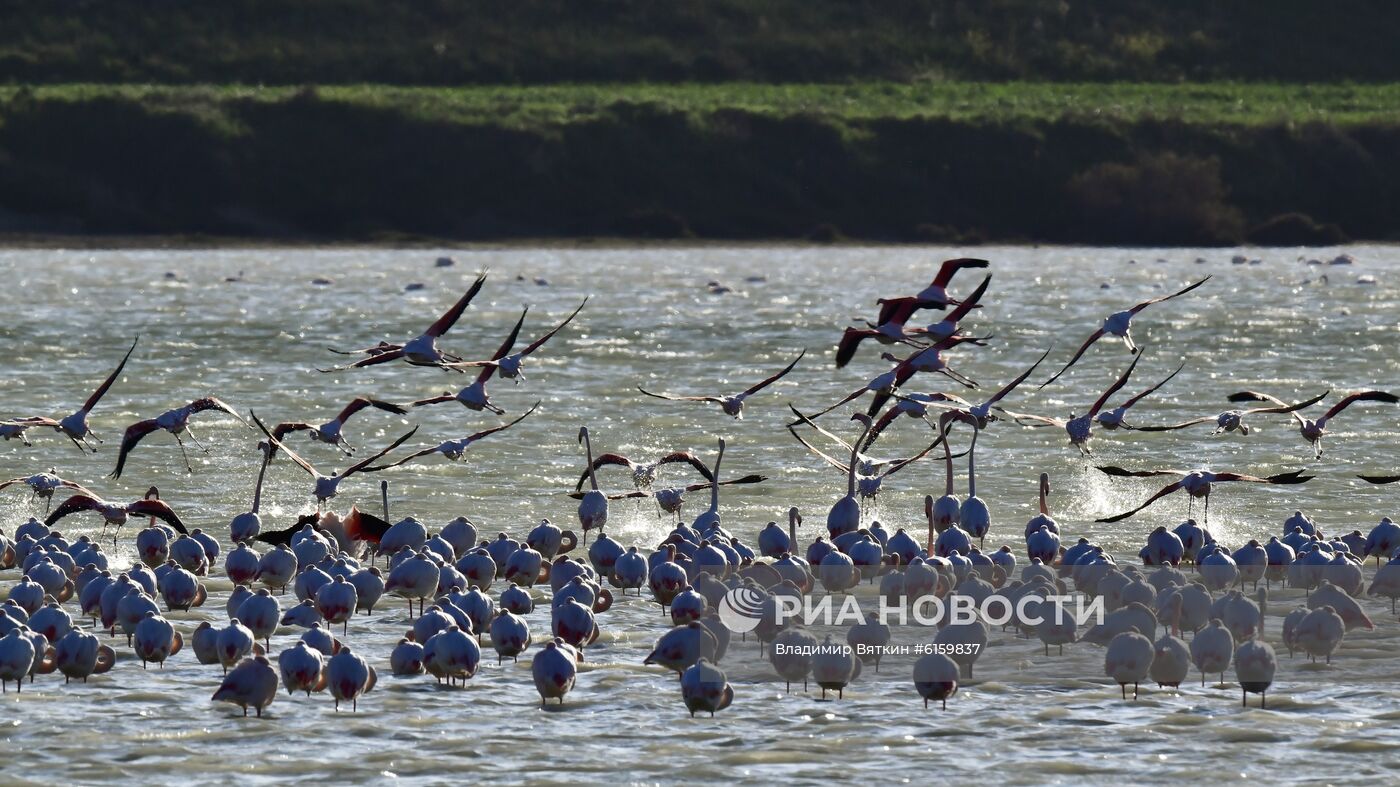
173 434 195 473
184 425 211 453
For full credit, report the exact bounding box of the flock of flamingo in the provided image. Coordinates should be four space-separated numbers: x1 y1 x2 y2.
4 256 1400 719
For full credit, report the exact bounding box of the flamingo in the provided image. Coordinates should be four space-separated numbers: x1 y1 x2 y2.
110 397 249 478
410 307 529 415
270 397 409 455
1095 467 1314 524
907 258 991 308
1136 389 1328 435
903 274 994 344
997 354 1143 455
250 411 415 512
576 427 608 545
637 350 805 419
836 272 991 368
806 336 982 422
822 414 874 537
0 472 95 513
4 336 138 452
1093 362 1183 430
1226 389 1399 458
441 298 588 382
1039 276 1210 387
361 403 539 470
0 421 42 447
689 439 727 533
566 475 767 521
786 420 940 510
45 491 186 537
320 270 488 370
572 449 714 492
857 345 1051 453
929 413 961 543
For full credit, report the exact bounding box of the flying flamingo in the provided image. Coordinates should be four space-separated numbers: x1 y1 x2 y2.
441 298 588 382
1135 390 1329 435
789 403 951 472
637 350 805 419
806 337 981 422
362 403 540 470
997 354 1144 455
573 449 714 491
4 336 138 452
0 421 43 447
0 472 95 513
46 490 187 537
902 274 994 345
110 398 250 478
898 257 991 309
250 411 416 512
1039 276 1210 388
878 345 1055 450
567 477 767 521
409 307 531 415
786 415 942 509
1226 389 1399 458
1095 467 1313 524
836 273 991 368
1093 362 1184 430
270 397 409 455
320 271 487 371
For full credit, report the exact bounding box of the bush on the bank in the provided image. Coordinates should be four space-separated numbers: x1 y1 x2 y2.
1065 152 1244 246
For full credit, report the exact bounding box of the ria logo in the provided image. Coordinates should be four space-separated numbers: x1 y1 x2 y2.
717 586 765 634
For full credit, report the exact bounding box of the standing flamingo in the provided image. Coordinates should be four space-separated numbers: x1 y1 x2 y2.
576 427 608 545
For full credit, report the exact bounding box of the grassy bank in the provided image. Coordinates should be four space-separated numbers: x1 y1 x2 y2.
5 1 1400 84
2 82 1396 245
11 82 1400 127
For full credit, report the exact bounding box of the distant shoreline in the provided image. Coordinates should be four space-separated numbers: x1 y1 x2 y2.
3 83 1398 247
2 233 1383 252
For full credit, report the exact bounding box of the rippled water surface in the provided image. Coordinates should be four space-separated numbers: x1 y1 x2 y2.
2 246 1400 784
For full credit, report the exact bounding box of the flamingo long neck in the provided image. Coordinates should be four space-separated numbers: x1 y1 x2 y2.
967 427 980 497
941 419 954 495
788 507 799 545
381 480 390 519
251 449 270 513
848 421 872 497
925 495 934 553
1038 473 1049 515
582 429 600 491
708 440 725 512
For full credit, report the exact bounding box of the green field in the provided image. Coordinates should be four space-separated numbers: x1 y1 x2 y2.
9 82 1400 129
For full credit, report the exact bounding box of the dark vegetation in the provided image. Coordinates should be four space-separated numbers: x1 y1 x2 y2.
3 87 1396 245
1 2 1397 244
5 0 1400 84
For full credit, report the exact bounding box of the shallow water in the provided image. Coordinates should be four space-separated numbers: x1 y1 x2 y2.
2 245 1400 784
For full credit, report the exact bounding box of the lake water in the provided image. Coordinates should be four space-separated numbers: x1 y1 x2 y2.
2 245 1399 784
